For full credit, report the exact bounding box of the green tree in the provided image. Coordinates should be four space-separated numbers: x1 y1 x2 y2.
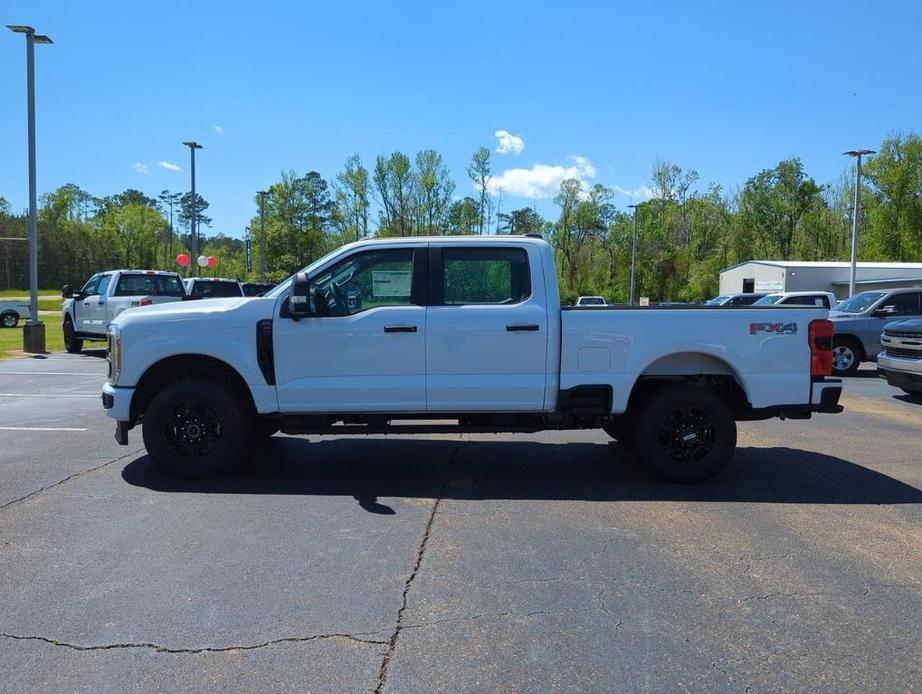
467 147 491 234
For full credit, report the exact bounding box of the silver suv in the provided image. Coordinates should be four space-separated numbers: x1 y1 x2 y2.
829 288 922 375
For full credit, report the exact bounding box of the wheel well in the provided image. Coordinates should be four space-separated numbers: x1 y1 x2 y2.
131 354 256 422
627 374 749 419
834 334 866 360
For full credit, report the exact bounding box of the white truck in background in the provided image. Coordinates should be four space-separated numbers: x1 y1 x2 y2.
102 236 843 483
62 270 186 353
0 300 32 328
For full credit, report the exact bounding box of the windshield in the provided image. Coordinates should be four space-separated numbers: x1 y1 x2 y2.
578 297 605 305
753 294 783 305
705 296 728 305
190 281 242 298
833 291 886 314
114 274 185 297
263 246 347 300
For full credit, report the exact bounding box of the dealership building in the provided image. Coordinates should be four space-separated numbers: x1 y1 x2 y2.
718 260 922 299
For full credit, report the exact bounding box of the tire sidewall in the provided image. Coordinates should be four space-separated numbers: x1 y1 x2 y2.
1 313 18 328
633 386 737 483
143 379 250 478
63 318 83 353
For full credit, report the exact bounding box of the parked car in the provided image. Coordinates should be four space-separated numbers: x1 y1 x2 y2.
576 295 606 306
184 277 245 299
62 270 186 353
705 293 769 306
0 300 31 328
753 291 837 309
102 236 842 484
242 282 277 297
828 288 922 376
877 319 922 397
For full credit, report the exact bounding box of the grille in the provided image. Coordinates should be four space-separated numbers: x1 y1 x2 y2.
883 329 922 340
884 346 922 359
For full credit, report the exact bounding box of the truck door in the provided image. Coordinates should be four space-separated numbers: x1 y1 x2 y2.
74 274 101 332
425 244 548 412
273 245 427 413
83 273 111 332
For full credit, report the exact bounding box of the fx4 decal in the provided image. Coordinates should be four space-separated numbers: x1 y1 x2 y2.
750 322 798 335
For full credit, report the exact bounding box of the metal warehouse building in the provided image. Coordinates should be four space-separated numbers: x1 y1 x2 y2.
719 260 922 299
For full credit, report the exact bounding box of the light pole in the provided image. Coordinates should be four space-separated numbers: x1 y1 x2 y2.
182 141 203 277
844 149 875 298
8 25 53 353
258 191 269 282
627 203 639 305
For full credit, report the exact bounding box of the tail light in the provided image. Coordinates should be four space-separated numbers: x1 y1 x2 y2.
809 319 833 378
139 298 153 306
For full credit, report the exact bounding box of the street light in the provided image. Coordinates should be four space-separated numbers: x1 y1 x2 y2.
258 191 269 282
843 149 875 298
182 141 203 277
627 204 639 305
8 24 53 353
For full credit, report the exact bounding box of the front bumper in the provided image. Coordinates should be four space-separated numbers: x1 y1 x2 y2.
102 382 135 445
877 353 922 391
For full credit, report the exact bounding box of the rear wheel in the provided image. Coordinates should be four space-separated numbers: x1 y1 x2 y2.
1 312 18 328
631 385 736 483
142 378 250 478
831 337 861 376
63 318 83 353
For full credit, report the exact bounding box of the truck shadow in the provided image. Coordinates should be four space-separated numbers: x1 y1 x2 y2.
121 438 922 510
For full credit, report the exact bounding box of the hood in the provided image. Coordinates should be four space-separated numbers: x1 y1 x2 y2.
112 296 271 329
884 318 922 334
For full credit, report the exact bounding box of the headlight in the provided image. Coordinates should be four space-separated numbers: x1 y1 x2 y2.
107 324 122 385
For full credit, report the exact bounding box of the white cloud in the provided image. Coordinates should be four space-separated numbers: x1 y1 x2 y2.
157 161 181 172
132 162 149 174
487 155 596 199
213 125 224 135
613 185 656 201
494 129 525 155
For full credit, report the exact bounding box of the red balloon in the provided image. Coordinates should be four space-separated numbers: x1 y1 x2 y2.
207 256 216 267
176 253 190 267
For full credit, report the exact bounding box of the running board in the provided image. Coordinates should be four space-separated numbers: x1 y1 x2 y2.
279 414 551 436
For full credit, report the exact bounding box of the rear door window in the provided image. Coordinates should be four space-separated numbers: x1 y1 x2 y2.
440 247 531 305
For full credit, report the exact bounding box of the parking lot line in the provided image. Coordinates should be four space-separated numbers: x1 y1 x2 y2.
0 426 88 432
0 393 98 398
0 372 102 376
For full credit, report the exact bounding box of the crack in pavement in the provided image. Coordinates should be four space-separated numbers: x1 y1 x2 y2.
0 447 146 512
374 441 464 694
0 631 387 654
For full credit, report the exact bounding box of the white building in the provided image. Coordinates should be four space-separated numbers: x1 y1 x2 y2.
719 260 922 299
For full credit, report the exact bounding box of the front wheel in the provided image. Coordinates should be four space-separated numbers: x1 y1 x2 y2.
1 312 18 328
631 385 737 483
142 378 251 478
63 318 83 353
831 337 861 376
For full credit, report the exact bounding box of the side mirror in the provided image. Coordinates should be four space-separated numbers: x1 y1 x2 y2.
62 284 73 299
875 305 896 317
289 272 312 319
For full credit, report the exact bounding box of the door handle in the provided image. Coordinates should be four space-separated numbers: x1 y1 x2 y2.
506 323 540 332
384 325 418 333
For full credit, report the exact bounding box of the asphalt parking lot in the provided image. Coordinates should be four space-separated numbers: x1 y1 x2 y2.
1 355 920 692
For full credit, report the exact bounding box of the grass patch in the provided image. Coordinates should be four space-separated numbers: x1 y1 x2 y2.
0 289 59 298
38 298 63 312
0 321 66 360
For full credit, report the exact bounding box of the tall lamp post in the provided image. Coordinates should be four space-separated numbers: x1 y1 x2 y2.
627 203 639 305
844 149 875 298
258 191 269 282
182 141 203 277
8 25 53 353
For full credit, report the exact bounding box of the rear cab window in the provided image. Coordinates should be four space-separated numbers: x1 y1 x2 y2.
115 274 185 297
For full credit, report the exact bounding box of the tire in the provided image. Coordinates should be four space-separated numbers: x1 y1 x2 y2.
1 312 18 328
831 336 861 376
63 318 83 353
252 417 280 440
602 419 632 445
142 378 251 478
631 385 737 483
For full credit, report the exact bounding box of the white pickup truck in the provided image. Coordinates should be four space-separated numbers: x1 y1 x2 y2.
102 236 843 482
62 270 186 353
0 300 32 328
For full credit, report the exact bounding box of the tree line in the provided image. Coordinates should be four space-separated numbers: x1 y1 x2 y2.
1 131 919 303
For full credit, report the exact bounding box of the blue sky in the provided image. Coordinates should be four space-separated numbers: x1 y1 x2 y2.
2 0 920 237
